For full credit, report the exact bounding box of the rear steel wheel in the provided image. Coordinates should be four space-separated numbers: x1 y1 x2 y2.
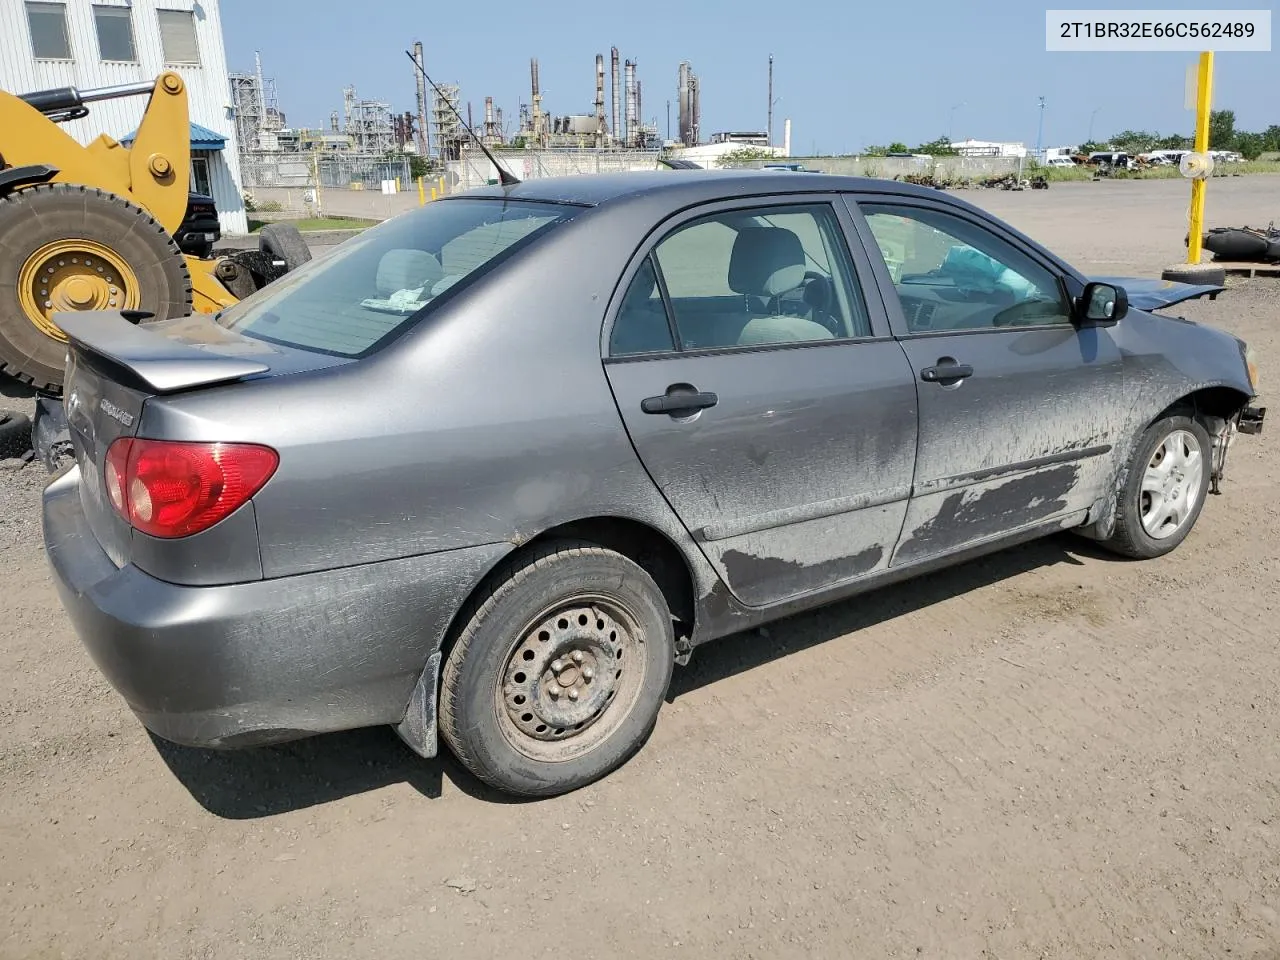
497 597 646 762
439 541 675 797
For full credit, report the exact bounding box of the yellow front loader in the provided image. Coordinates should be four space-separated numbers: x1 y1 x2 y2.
0 71 302 393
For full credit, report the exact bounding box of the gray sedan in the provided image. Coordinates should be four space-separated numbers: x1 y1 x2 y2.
41 171 1265 797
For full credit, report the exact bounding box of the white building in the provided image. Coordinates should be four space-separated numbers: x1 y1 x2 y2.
950 138 1028 159
0 0 248 235
668 123 793 169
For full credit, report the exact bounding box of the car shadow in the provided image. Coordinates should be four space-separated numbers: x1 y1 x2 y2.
150 533 1112 816
148 725 525 818
668 532 1108 700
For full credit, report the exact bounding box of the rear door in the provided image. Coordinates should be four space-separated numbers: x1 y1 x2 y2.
603 195 919 607
845 195 1124 566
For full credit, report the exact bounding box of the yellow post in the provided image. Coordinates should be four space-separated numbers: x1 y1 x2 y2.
395 176 402 193
1187 51 1214 264
417 175 425 205
430 187 438 201
312 152 323 216
438 175 445 197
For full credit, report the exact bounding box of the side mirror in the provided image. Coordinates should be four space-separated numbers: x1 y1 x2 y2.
1078 281 1128 326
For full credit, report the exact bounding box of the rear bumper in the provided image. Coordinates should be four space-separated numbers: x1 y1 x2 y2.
41 466 508 751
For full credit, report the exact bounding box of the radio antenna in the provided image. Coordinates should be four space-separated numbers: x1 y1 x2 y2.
404 50 519 186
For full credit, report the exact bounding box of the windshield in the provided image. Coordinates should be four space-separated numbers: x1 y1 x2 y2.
215 198 581 357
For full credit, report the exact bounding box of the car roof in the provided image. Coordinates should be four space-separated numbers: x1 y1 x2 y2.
450 168 949 208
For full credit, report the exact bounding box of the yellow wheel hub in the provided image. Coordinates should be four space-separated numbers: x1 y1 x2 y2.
16 240 141 341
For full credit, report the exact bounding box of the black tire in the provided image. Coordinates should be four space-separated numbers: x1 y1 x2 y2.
1103 414 1212 560
1203 228 1268 261
0 409 32 459
439 540 675 798
0 184 193 393
258 223 312 271
1160 263 1227 286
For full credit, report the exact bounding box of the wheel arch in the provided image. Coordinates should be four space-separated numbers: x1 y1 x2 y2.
1150 383 1253 426
394 515 699 761
441 516 697 665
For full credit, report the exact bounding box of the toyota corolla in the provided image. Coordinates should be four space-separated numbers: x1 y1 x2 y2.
41 170 1264 798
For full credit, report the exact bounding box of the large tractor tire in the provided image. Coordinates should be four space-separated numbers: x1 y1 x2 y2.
0 183 193 393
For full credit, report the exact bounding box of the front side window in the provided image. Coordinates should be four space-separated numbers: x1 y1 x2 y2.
627 203 870 352
861 203 1071 333
157 9 199 64
216 199 579 358
93 5 135 61
26 1 70 59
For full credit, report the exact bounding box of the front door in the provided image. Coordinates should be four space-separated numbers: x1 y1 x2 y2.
603 197 919 607
848 196 1125 566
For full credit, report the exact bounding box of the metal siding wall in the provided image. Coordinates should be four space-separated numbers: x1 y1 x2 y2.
1 0 247 235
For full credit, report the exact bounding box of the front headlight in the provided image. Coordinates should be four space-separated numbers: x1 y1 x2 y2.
1245 343 1260 392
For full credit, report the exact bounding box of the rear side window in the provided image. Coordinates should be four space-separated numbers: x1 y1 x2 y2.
216 199 579 357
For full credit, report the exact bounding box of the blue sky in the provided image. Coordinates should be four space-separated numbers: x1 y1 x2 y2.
220 0 1277 153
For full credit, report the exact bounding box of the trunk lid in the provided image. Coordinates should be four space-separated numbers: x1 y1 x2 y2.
1092 275 1225 312
54 310 346 567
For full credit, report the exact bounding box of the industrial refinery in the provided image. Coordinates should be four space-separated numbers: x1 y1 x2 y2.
227 43 785 190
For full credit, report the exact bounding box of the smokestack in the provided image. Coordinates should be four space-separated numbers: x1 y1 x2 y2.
636 80 643 146
531 57 543 142
413 41 429 156
783 118 791 157
595 53 606 146
610 47 621 144
690 76 700 145
484 95 494 141
624 59 636 147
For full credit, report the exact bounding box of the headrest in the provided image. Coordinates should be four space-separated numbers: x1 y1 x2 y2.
376 249 443 297
728 227 806 298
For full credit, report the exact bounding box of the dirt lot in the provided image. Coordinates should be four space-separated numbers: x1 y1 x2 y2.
2 177 1277 960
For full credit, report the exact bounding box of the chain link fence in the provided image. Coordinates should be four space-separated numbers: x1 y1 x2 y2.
240 152 415 190
445 149 664 191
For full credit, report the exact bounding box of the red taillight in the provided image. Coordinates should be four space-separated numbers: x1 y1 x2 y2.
102 438 278 539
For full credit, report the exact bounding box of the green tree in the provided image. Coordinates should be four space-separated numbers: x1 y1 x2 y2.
1110 129 1158 153
718 147 782 167
912 135 958 156
1155 134 1192 150
887 142 910 154
1209 109 1236 150
408 154 433 179
1078 140 1107 154
1233 131 1265 160
1262 125 1280 152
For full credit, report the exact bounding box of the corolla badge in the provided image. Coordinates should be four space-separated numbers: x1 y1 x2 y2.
98 398 135 427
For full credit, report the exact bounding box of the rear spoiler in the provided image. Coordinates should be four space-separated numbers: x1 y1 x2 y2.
54 310 269 393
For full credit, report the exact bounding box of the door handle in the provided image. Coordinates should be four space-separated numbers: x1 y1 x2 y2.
641 389 719 415
919 359 974 384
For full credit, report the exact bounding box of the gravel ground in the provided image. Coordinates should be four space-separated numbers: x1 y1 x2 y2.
1 177 1277 960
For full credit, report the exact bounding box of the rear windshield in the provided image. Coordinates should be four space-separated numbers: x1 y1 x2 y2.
215 198 580 357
